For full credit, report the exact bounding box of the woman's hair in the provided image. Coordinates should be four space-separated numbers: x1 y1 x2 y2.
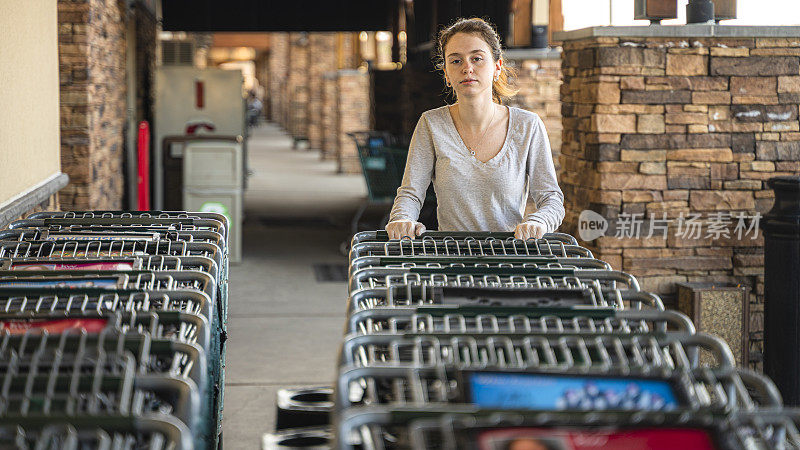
437 17 518 104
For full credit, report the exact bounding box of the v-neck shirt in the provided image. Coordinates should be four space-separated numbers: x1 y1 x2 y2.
448 104 509 163
389 105 565 233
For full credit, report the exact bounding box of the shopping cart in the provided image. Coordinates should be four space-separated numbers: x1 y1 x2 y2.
345 307 695 336
0 288 211 325
348 266 640 293
0 304 208 346
0 416 193 449
348 132 412 235
349 238 594 261
0 238 226 338
335 405 800 450
23 210 229 238
334 333 771 415
10 217 226 245
347 284 665 317
0 327 200 444
351 230 579 246
349 254 612 275
8 214 229 310
0 226 225 248
0 273 224 449
19 210 230 280
0 239 222 272
0 254 219 274
0 288 221 447
0 211 230 449
0 314 205 392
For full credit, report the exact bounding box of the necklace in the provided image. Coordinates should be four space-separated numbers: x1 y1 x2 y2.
456 104 496 157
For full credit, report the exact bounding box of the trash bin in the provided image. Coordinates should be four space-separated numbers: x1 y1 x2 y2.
676 282 749 367
183 140 243 263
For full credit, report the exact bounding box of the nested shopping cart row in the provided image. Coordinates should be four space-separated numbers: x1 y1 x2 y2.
270 230 800 450
0 210 231 450
336 406 800 450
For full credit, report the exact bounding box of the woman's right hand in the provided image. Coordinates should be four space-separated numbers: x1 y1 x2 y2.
385 220 426 240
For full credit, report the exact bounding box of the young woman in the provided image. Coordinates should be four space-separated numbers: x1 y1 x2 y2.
385 17 565 240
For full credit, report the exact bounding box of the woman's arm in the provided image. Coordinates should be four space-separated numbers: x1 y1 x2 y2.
524 115 565 234
388 113 436 223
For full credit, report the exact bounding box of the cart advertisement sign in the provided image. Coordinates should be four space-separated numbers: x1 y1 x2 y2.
44 233 158 241
199 202 231 226
0 318 108 335
10 261 135 271
467 372 679 411
476 427 717 450
0 278 121 289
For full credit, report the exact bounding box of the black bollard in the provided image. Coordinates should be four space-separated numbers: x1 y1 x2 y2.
763 176 800 405
686 0 715 24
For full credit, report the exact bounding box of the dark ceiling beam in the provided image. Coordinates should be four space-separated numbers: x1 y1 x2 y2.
161 0 395 32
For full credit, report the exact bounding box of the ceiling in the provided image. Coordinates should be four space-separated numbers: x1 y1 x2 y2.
161 0 396 32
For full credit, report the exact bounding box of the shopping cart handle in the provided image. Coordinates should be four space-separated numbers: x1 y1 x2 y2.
375 256 560 265
409 267 575 277
434 286 597 307
373 230 569 241
41 217 198 226
417 305 618 318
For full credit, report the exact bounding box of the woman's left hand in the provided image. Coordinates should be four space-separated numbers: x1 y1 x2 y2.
514 221 546 240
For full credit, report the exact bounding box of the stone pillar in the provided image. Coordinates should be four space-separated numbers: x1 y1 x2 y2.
133 7 156 129
337 32 358 70
268 33 289 126
321 72 339 160
286 33 310 138
337 70 370 174
505 48 563 172
307 33 338 151
555 25 800 369
58 0 127 210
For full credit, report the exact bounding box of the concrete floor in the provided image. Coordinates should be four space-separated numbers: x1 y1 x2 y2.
222 123 366 449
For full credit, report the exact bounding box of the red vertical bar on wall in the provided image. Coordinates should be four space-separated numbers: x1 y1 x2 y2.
195 80 204 109
137 121 150 211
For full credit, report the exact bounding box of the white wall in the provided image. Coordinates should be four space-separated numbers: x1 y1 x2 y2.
0 0 61 204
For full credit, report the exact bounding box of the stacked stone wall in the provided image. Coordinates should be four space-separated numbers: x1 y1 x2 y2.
268 33 289 128
308 34 338 150
321 73 339 159
337 70 370 174
286 33 310 138
506 56 563 172
58 0 127 210
560 34 800 367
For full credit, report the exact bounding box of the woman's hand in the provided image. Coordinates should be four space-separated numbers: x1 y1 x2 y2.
514 221 546 241
385 220 426 240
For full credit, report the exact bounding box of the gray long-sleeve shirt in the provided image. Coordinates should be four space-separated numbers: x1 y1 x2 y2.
389 105 565 233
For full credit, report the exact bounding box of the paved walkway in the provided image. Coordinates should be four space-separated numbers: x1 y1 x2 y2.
222 123 366 448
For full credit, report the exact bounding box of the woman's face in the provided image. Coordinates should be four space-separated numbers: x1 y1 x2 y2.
443 32 501 100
